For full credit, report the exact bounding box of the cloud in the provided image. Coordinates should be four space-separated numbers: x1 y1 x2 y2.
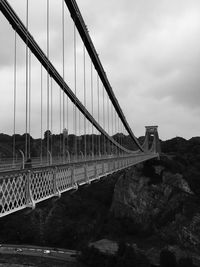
0 0 200 140
76 0 200 139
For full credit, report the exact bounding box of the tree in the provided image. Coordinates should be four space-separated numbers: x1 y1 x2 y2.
44 130 52 140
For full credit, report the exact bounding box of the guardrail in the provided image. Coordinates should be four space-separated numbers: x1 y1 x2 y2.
0 152 141 172
0 153 158 218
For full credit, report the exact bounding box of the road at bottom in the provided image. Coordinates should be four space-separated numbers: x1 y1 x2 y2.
0 243 79 263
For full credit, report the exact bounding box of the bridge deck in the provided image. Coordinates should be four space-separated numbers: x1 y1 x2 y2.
0 153 158 218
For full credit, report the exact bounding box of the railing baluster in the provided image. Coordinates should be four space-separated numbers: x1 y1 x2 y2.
71 165 78 190
53 167 61 198
26 170 35 210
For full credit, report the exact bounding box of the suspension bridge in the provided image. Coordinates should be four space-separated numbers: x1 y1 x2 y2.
0 0 160 218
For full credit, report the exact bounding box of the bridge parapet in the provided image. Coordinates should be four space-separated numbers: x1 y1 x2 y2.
0 153 158 218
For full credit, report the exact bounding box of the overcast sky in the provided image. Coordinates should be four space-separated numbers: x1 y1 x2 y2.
0 0 200 140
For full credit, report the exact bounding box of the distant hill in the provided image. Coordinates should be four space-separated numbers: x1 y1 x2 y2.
0 132 143 159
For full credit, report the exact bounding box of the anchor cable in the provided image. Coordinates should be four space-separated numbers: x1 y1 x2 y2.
97 74 100 155
13 31 17 166
25 0 29 161
91 61 94 157
83 45 87 159
62 0 65 162
73 23 77 160
40 65 43 163
46 0 50 163
28 50 31 158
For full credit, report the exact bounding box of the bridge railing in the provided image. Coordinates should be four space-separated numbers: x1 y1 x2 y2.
0 153 135 172
0 152 158 218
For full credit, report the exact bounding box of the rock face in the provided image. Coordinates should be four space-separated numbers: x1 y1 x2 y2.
110 166 200 251
111 168 157 231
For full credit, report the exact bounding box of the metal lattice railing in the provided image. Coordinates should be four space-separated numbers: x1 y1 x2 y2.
0 153 158 218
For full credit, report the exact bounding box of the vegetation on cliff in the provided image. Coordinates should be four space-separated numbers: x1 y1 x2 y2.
161 136 200 194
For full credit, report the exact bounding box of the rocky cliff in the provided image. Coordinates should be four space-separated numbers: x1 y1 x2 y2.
110 164 200 252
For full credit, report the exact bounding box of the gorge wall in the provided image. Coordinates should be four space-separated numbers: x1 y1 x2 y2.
110 163 200 252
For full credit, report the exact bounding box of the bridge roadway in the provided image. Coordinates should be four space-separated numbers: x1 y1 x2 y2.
0 152 158 218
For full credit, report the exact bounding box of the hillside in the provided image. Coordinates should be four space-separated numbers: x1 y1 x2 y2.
0 136 200 266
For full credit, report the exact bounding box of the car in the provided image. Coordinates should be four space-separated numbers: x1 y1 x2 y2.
43 249 51 254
